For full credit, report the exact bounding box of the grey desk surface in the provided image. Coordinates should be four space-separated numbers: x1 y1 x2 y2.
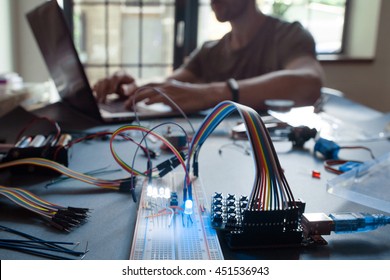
1 95 390 260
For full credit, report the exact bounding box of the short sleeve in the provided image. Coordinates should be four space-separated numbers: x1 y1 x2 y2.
180 40 221 81
180 43 206 79
275 21 317 67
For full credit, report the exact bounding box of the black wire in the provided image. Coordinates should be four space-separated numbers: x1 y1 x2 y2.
0 225 86 259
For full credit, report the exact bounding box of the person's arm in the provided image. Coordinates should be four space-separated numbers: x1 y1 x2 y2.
237 55 324 110
92 66 203 104
167 67 203 83
125 55 324 112
92 41 205 105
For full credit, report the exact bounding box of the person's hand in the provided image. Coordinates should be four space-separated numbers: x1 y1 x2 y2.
124 80 225 113
93 71 137 103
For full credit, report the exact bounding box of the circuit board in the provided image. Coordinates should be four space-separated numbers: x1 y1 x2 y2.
129 173 224 260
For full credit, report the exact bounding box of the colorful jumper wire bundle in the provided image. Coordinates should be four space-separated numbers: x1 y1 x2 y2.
0 186 88 232
109 124 189 182
0 124 190 206
0 158 134 193
186 101 296 211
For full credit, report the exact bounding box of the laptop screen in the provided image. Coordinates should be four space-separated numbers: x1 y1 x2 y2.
26 0 103 122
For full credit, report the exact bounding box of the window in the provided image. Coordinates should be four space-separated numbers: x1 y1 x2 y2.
67 0 349 84
198 0 349 54
70 0 176 84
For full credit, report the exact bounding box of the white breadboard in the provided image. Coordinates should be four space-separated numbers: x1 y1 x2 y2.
130 173 224 260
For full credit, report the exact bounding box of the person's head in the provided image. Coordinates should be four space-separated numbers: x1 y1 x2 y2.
211 0 257 22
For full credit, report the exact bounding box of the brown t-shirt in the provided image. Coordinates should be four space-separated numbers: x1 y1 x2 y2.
182 16 317 83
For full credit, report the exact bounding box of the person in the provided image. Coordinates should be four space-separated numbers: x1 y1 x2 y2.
93 0 324 113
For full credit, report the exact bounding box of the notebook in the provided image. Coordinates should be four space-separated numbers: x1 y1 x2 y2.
26 0 175 124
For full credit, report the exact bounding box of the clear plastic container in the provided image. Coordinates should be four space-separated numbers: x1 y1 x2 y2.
327 152 390 213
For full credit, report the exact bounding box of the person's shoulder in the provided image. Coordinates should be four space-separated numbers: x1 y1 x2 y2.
201 39 219 49
267 16 304 30
266 15 313 43
266 15 306 33
200 36 227 50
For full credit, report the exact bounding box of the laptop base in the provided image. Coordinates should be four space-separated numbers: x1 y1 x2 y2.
32 102 102 131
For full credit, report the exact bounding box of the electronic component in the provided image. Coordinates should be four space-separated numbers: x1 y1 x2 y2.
301 213 334 237
185 102 310 249
155 151 187 177
161 126 188 151
130 173 223 260
212 200 390 249
338 161 361 172
28 135 46 147
15 136 32 148
314 137 340 159
184 102 309 249
287 126 317 148
230 123 316 148
56 133 72 146
324 159 362 174
124 101 389 255
210 192 306 248
2 133 70 174
311 170 321 179
315 138 375 170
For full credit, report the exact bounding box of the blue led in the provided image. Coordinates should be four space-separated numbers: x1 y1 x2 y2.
184 199 193 215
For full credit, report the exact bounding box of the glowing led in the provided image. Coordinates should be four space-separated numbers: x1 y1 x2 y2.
164 187 171 199
158 187 165 197
184 199 193 215
146 184 153 197
152 187 158 198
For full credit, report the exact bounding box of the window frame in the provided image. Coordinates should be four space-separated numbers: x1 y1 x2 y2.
63 0 353 80
63 0 181 80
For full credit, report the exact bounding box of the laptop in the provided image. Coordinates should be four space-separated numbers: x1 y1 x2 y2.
26 0 175 124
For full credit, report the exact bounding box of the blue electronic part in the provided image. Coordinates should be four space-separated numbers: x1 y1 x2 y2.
314 137 340 159
329 212 390 234
338 161 361 172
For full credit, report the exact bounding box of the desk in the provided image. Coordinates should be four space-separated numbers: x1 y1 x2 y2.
1 95 390 260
